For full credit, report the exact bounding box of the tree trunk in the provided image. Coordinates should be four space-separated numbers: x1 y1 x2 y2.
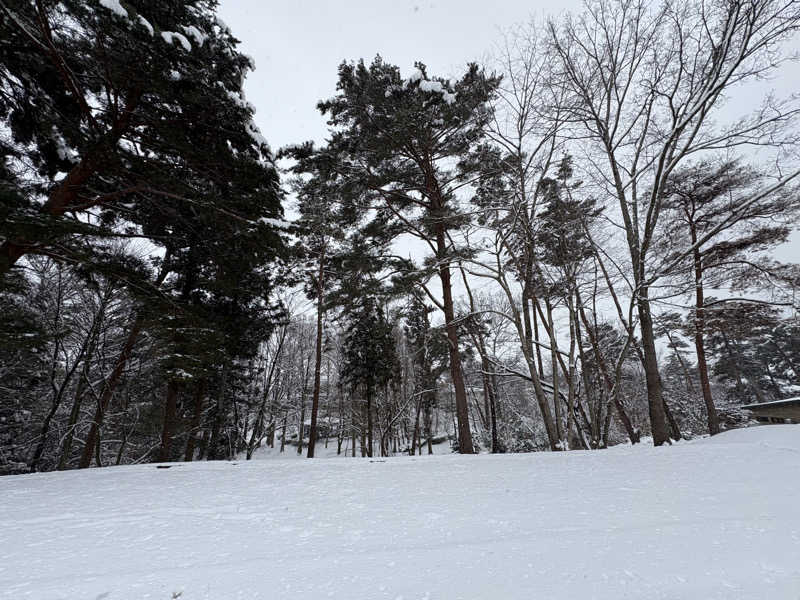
57 295 107 471
435 228 474 454
546 301 563 446
663 397 682 441
522 298 560 450
280 409 288 453
79 316 143 468
366 388 374 458
307 247 326 458
57 373 90 471
637 289 670 446
482 355 500 453
410 394 422 456
208 369 228 460
297 400 306 455
532 296 545 378
184 380 206 462
158 379 181 462
691 241 720 435
576 298 638 443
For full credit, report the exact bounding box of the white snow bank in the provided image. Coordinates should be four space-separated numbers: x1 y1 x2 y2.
1 425 798 599
695 423 800 452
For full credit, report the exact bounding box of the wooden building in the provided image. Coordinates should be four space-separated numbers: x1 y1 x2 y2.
742 398 800 424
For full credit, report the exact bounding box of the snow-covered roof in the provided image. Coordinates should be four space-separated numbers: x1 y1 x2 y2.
741 397 800 410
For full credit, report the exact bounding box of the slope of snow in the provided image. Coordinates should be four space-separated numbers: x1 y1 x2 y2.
1 425 798 600
696 422 800 451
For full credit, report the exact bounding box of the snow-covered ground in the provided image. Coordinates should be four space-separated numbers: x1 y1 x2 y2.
1 426 798 600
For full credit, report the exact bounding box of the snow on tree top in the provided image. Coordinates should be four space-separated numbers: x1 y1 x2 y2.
404 68 456 104
408 67 424 83
418 79 444 94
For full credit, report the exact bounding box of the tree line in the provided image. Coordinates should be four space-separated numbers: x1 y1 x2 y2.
1 0 799 473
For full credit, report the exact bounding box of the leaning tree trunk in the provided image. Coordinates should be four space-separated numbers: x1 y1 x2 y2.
30 336 88 471
79 316 143 468
79 255 171 468
576 299 639 444
58 294 108 471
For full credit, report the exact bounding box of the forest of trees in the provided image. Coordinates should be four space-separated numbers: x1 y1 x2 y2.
2 0 799 474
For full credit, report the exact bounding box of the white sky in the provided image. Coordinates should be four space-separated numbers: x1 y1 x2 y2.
217 0 588 313
218 0 582 151
218 0 799 305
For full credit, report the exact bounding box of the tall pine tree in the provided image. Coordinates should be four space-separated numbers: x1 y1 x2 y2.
317 57 500 453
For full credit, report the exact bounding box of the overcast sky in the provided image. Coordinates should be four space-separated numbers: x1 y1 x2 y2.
218 0 583 150
218 0 799 264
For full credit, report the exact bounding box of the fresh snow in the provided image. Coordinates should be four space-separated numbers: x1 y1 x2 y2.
419 79 444 94
441 91 456 105
227 90 256 112
257 216 292 229
408 68 424 83
407 71 456 105
183 25 207 46
136 15 154 36
161 31 192 52
98 0 128 18
1 425 799 599
246 120 269 151
50 126 77 163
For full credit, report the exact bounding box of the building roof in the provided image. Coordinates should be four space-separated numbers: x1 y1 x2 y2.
741 397 800 411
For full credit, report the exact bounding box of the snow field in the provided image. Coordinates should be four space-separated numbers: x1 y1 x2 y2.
1 425 798 599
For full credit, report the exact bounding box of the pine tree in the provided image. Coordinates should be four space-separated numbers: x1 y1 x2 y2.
341 297 398 458
1 0 285 279
404 294 451 454
281 143 347 458
2 0 290 469
660 159 799 434
317 57 500 453
704 302 794 405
